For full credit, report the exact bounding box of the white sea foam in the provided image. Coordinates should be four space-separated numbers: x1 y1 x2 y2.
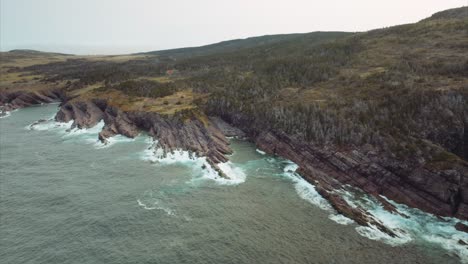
142 147 197 164
281 161 333 211
137 199 175 216
141 139 194 164
93 134 136 149
256 149 266 155
422 234 468 263
293 178 334 211
0 111 11 119
137 190 175 216
283 162 299 174
215 161 247 185
63 120 105 137
383 200 468 262
142 139 247 185
28 118 73 131
0 108 21 119
329 214 355 225
27 118 139 149
338 189 468 261
279 160 467 261
192 160 247 186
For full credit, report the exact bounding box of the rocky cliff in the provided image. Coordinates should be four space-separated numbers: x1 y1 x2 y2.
54 98 244 171
211 109 468 224
0 89 65 115
255 130 468 221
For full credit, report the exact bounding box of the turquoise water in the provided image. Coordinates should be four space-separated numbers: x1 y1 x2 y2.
0 104 465 264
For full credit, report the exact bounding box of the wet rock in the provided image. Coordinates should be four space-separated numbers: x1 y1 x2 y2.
209 116 246 138
317 186 398 237
55 99 234 165
0 89 64 112
250 129 468 221
455 222 468 233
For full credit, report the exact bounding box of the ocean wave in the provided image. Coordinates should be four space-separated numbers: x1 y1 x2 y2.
335 187 468 261
281 161 334 211
190 159 247 186
142 139 247 186
256 149 266 155
355 224 412 246
278 160 467 262
28 118 134 148
137 199 175 216
216 161 247 185
329 214 355 225
63 120 105 137
27 118 73 131
93 134 137 149
28 118 106 146
137 190 176 216
0 108 23 119
0 111 12 119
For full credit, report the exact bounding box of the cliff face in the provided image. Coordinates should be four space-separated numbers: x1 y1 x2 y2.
54 99 240 164
0 89 65 114
255 131 468 220
214 110 468 221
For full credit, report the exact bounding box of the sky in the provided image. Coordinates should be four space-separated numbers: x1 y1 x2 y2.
0 0 466 55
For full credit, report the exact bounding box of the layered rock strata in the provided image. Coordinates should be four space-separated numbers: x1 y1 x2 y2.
254 131 468 221
0 89 64 115
54 99 240 166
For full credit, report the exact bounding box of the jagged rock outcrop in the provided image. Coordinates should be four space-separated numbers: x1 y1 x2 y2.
254 130 468 220
455 222 468 233
55 99 242 164
0 89 64 115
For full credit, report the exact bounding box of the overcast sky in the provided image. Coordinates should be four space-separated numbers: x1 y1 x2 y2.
1 0 465 55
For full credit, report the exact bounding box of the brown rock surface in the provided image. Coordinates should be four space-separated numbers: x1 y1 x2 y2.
254 130 468 220
455 222 468 233
55 99 234 164
0 89 64 115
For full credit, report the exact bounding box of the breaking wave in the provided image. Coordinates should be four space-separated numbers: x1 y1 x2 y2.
93 135 137 149
329 214 355 225
0 110 13 119
281 161 333 211
27 117 139 149
256 149 266 155
279 160 468 262
141 139 246 186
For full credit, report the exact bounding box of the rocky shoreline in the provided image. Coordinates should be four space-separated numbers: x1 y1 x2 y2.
206 110 468 237
1 89 467 238
253 131 468 235
54 99 244 163
0 89 65 116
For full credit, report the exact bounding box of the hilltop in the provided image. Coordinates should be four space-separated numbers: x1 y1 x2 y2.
141 31 352 58
423 6 468 21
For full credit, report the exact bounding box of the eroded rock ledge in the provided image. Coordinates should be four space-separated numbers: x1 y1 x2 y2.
54 99 241 165
0 89 65 115
254 130 468 221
